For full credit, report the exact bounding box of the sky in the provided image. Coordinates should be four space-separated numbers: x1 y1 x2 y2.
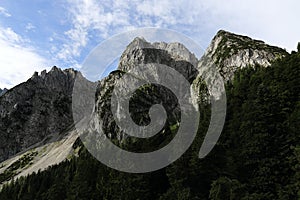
0 0 299 89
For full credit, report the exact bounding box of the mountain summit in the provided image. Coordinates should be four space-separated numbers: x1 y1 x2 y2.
0 67 79 162
119 37 199 72
205 30 288 80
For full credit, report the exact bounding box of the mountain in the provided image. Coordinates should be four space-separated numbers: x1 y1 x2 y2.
204 30 288 81
0 30 288 181
0 30 287 164
92 37 199 147
0 67 84 186
0 30 299 199
0 67 81 161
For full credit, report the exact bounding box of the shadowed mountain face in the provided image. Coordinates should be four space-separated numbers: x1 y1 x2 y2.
0 30 289 183
89 39 200 155
0 67 79 162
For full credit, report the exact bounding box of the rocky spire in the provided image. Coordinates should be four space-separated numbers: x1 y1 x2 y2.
118 37 198 73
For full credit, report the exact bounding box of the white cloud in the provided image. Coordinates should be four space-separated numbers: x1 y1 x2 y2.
57 0 192 65
0 1 298 89
198 0 300 51
0 7 11 17
0 27 23 44
25 23 36 32
57 0 132 63
57 0 300 69
0 27 49 89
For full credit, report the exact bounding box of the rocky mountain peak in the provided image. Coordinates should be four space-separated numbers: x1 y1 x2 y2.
204 30 288 81
31 66 76 78
119 37 198 72
130 37 152 48
0 66 80 162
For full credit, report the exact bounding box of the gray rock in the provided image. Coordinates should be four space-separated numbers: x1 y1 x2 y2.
119 37 198 81
0 66 80 162
203 30 288 81
92 38 199 145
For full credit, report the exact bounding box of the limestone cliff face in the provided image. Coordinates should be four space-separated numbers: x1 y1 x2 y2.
93 38 199 145
0 67 80 162
119 37 198 81
205 30 288 81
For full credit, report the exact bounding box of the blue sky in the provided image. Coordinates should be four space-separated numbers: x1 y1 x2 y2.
0 0 299 88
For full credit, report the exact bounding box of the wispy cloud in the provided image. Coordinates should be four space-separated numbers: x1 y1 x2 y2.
0 6 11 17
1 0 299 88
0 27 23 44
57 0 207 67
56 0 133 66
58 0 300 68
25 23 36 32
0 26 49 88
197 0 300 51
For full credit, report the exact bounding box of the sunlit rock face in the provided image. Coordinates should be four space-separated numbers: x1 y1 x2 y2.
204 30 287 81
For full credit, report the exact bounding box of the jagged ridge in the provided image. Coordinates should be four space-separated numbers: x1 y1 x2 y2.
206 30 288 81
0 66 80 162
0 30 291 186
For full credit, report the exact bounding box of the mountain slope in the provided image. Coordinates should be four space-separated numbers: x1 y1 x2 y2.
0 67 79 162
0 128 78 187
0 30 295 198
0 34 298 200
0 30 287 181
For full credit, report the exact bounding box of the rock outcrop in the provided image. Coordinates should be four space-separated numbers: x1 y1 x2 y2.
92 37 199 149
0 66 80 162
204 30 288 81
119 37 198 81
